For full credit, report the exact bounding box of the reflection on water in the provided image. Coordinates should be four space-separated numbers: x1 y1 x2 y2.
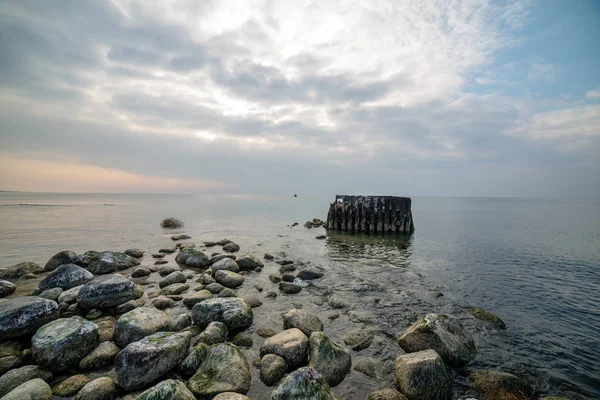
325 231 414 268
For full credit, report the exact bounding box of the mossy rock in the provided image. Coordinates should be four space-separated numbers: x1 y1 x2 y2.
52 374 91 397
468 370 533 400
233 333 253 348
468 307 506 329
137 379 195 400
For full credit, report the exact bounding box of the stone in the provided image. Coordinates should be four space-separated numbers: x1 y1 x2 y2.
279 282 302 294
279 264 297 273
327 311 340 320
468 307 507 329
368 389 408 400
183 289 213 308
0 355 21 375
173 313 192 331
192 297 253 330
45 250 79 271
270 367 337 400
86 251 140 275
244 295 263 308
2 378 52 400
172 234 191 240
217 239 232 246
395 349 452 400
115 331 192 391
257 327 277 337
175 248 210 268
75 377 117 400
343 329 374 351
187 343 251 397
153 253 166 259
308 332 351 386
52 374 91 397
218 288 237 298
77 275 137 309
0 297 59 339
179 242 195 249
0 280 16 297
236 255 264 271
397 313 477 367
354 357 378 378
265 290 277 299
210 254 236 265
283 309 324 337
213 394 251 400
79 341 119 370
260 354 287 386
296 267 325 280
223 242 240 252
264 253 275 260
211 258 240 274
137 379 196 400
58 285 83 304
152 296 176 310
204 241 217 247
132 268 151 278
281 273 296 282
0 365 53 397
86 308 103 320
0 262 44 280
315 235 327 239
233 333 253 347
180 342 209 377
161 283 190 295
328 296 349 309
39 263 94 291
38 287 62 301
159 271 187 288
197 321 229 345
206 282 225 293
468 370 533 400
124 248 144 258
32 316 99 371
260 328 309 368
159 245 178 254
215 270 245 288
96 316 117 342
269 274 282 283
159 265 181 276
114 298 145 314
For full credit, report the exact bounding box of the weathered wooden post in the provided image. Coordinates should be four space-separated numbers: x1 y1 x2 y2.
326 195 414 234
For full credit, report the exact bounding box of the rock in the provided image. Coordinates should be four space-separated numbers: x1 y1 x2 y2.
270 367 337 400
429 291 444 298
215 270 245 288
2 378 52 400
38 287 63 301
159 245 178 254
244 295 262 308
183 289 213 308
132 268 151 278
39 264 94 291
114 298 145 314
264 253 275 260
395 349 452 400
223 242 240 252
75 377 117 400
468 307 506 329
210 258 240 274
279 282 302 294
180 342 209 377
260 328 309 368
283 309 324 337
257 328 277 337
308 332 351 386
197 321 229 345
115 331 192 391
206 282 225 294
58 285 83 304
236 255 264 271
159 265 181 276
217 239 232 246
0 262 44 281
260 354 287 386
315 235 326 239
152 253 166 259
269 274 282 283
0 280 16 297
124 248 144 258
96 316 116 342
45 251 78 271
79 341 119 370
192 297 253 330
32 316 99 371
0 355 22 375
172 313 192 331
327 311 340 320
52 374 91 397
161 283 190 295
204 241 217 247
179 242 195 249
343 329 374 351
0 340 23 359
217 288 236 298
210 254 237 265
265 290 277 299
0 297 59 339
233 333 253 347
281 273 295 282
468 370 533 400
327 296 349 309
279 264 297 273
175 248 210 268
397 313 477 367
354 357 377 378
86 308 103 319
172 234 191 241
0 365 53 397
77 274 138 309
152 296 176 310
137 379 196 400
296 267 325 280
86 251 140 275
213 393 251 400
368 389 408 400
187 343 251 397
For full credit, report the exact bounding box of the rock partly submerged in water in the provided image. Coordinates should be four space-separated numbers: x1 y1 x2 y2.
468 369 533 400
86 251 140 275
77 274 138 309
137 379 196 400
468 307 506 329
270 367 338 400
0 296 59 339
39 263 94 291
191 297 253 330
45 250 79 271
175 248 210 268
114 307 171 347
308 331 352 387
260 328 309 368
343 328 374 351
395 349 452 400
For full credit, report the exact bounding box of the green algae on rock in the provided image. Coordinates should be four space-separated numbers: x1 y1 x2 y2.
396 349 452 400
270 366 338 400
175 248 210 268
308 331 352 387
2 378 52 400
137 379 196 400
260 328 309 368
52 374 91 397
468 307 506 329
468 369 533 400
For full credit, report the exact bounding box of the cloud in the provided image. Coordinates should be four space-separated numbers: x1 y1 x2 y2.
586 89 600 99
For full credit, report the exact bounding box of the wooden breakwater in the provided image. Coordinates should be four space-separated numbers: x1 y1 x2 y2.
326 195 414 234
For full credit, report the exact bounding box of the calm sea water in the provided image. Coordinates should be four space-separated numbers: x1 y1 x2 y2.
1 192 599 398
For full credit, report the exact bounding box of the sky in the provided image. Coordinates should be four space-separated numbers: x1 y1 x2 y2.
0 0 599 198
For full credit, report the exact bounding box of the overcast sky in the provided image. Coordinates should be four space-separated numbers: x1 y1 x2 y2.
0 0 599 198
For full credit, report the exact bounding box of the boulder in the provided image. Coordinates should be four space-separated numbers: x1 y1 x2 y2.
152 296 175 310
86 251 140 275
96 316 117 342
173 313 192 331
236 255 264 271
75 251 101 267
38 287 62 301
132 268 151 278
260 354 287 386
222 242 240 252
32 316 99 371
45 250 78 271
161 283 190 296
0 297 59 339
39 264 94 290
114 307 171 347
270 367 337 400
468 370 533 400
77 275 137 309
124 248 144 258
75 377 117 400
0 262 44 281
58 285 83 304
183 289 213 308
137 379 196 400
468 307 506 329
159 245 178 254
0 355 21 375
343 328 374 351
180 342 209 378
210 254 236 265
233 333 253 347
395 349 452 400
0 279 16 297
0 365 53 397
79 341 120 370
197 321 229 345
397 313 477 367
1 378 52 400
296 267 325 280
192 297 253 330
114 298 145 314
308 332 351 386
187 343 251 397
52 374 91 397
215 270 245 288
354 357 378 378
260 328 309 368
279 282 302 294
368 389 408 400
159 265 181 276
115 331 192 391
206 282 225 294
283 309 324 337
175 248 210 268
210 258 240 274
158 273 187 290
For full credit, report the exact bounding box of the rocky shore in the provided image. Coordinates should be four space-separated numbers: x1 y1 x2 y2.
0 232 570 399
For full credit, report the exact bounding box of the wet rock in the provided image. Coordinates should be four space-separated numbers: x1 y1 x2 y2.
79 341 119 370
223 242 240 252
265 290 277 299
429 291 444 298
32 316 99 371
244 295 262 308
397 313 477 367
58 285 83 304
260 328 309 368
343 329 374 351
114 298 145 314
0 262 44 281
2 378 52 400
217 239 232 246
0 355 22 375
152 296 176 310
308 332 351 386
75 377 117 400
187 343 251 398
283 309 324 337
215 270 245 288
327 296 349 309
204 241 217 247
152 253 166 259
395 349 452 400
0 340 23 359
211 258 240 274
327 311 340 320
279 264 297 273
115 331 192 391
38 287 63 301
354 357 378 378
192 297 253 330
161 283 190 295
210 254 237 265
281 273 295 282
45 251 79 271
77 275 137 309
257 327 277 337
86 251 140 275
270 367 337 400
468 370 533 400
213 393 251 400
179 342 209 378
0 365 53 397
233 333 253 347
264 253 275 260
368 389 408 400
132 268 151 278
137 379 196 400
159 245 178 254
124 248 144 258
175 248 210 268
114 307 171 347
0 297 59 339
52 374 91 397
468 307 506 329
269 274 282 283
159 271 187 289
159 265 181 276
198 274 216 284
96 316 116 342
197 321 228 345
217 288 236 298
173 313 192 331
279 282 302 294
183 289 213 308
86 308 104 320
39 264 94 291
236 255 264 271
260 354 287 386
0 279 16 297
296 267 325 280
172 234 191 241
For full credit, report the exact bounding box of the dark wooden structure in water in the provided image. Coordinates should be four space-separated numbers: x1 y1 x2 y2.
326 195 414 234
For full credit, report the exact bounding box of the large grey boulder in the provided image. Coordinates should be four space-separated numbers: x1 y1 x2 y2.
395 349 452 400
192 297 253 330
308 332 351 386
32 316 99 371
77 275 137 309
236 255 263 271
0 297 59 339
0 365 53 398
1 378 52 400
86 251 140 275
397 313 476 367
210 258 240 274
39 264 94 290
260 328 309 368
260 354 287 386
115 331 192 391
214 270 245 288
159 271 187 289
270 367 338 400
0 279 16 298
0 262 44 280
283 309 324 337
58 285 83 304
137 379 196 400
45 251 78 271
187 343 251 398
175 248 210 268
114 307 171 348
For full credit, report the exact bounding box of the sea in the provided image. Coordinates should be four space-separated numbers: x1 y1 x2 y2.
0 192 598 399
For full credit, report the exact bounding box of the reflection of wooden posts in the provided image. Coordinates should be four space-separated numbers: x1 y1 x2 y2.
326 195 414 234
